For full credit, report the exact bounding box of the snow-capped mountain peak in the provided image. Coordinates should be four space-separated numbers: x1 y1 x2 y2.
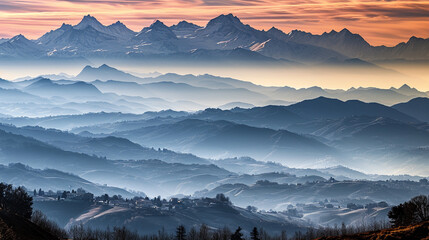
150 20 169 30
173 21 201 29
170 21 202 38
74 14 106 32
106 21 136 39
1 14 427 62
206 13 244 29
112 20 124 26
9 34 28 43
136 20 177 39
339 28 352 34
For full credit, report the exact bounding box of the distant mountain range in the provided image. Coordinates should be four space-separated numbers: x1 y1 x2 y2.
0 64 427 117
0 14 428 63
72 65 429 106
31 93 426 175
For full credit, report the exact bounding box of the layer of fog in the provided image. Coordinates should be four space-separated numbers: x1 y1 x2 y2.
1 60 428 91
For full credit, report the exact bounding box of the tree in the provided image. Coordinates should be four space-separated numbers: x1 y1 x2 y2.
281 230 287 240
32 210 68 239
221 226 231 240
410 195 429 223
216 193 229 203
188 227 198 240
176 225 186 240
246 206 258 212
250 227 260 240
388 195 429 227
340 222 347 236
199 224 210 240
102 194 109 203
0 183 33 219
231 227 244 240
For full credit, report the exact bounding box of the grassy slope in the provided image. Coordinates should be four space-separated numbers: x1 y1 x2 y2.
318 220 429 240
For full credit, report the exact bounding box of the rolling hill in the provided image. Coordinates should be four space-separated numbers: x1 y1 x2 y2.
112 119 336 166
0 163 133 197
392 97 429 122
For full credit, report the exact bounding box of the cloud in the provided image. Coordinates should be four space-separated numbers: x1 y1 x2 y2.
0 1 56 12
57 0 158 4
200 0 264 6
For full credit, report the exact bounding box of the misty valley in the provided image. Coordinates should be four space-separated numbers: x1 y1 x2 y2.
0 62 428 239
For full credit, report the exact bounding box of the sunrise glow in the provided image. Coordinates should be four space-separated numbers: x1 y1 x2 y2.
1 0 428 46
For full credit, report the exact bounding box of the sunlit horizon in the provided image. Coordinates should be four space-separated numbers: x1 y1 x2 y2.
0 0 428 46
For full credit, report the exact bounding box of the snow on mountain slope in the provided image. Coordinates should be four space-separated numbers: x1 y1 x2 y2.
170 20 202 38
0 35 45 58
1 14 428 62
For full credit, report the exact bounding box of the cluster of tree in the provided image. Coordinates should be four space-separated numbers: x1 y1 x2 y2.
63 220 393 240
66 224 290 240
31 210 68 239
292 220 391 240
0 183 33 219
215 193 230 204
34 188 45 196
388 195 429 227
69 224 143 240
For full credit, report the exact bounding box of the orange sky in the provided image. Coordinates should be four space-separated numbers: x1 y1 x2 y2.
0 0 428 46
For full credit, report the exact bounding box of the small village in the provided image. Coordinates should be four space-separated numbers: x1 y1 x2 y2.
32 188 234 212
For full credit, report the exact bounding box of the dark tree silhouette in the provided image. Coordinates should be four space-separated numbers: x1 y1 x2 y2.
215 193 229 203
199 224 209 240
0 183 33 219
250 227 260 240
411 195 429 223
32 210 68 239
388 195 429 227
231 227 244 240
176 225 186 240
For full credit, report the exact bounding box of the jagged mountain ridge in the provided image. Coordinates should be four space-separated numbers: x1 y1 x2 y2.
0 63 426 117
1 14 428 62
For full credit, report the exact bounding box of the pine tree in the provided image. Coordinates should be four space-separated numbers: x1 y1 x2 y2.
250 227 260 240
176 225 186 240
199 224 210 240
231 227 244 240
